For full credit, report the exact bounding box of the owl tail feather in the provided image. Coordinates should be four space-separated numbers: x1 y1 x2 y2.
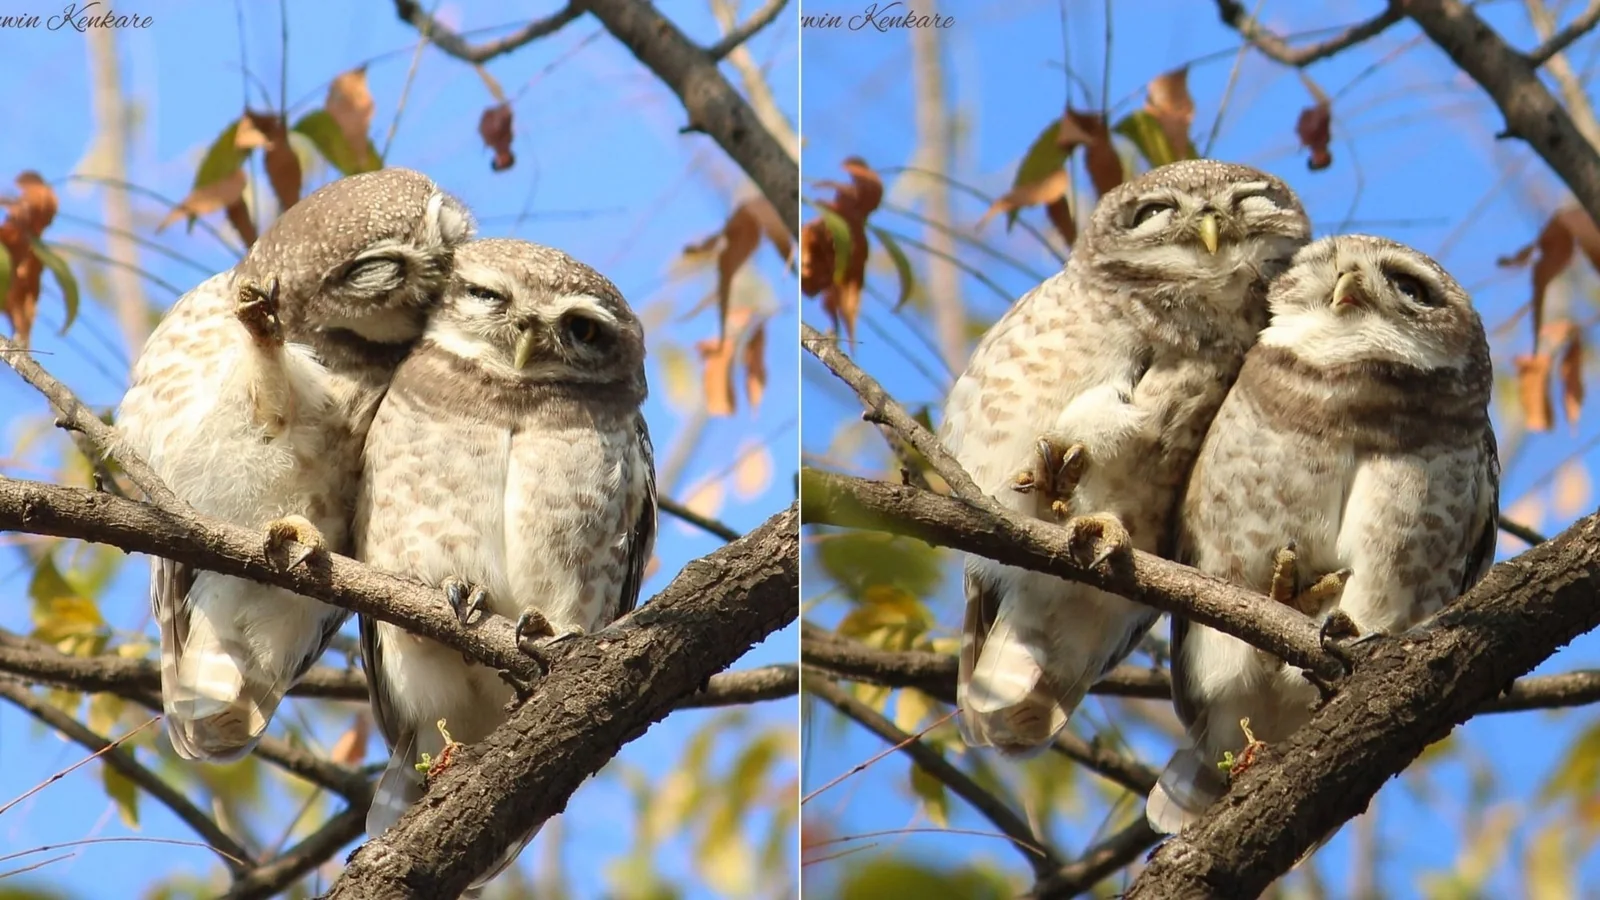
958 600 1083 756
1145 747 1227 834
367 731 425 841
161 609 279 762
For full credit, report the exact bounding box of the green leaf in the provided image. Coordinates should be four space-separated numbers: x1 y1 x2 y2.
868 226 916 310
836 857 1011 900
0 242 11 311
1008 118 1071 229
31 240 79 335
291 110 380 176
816 530 944 605
817 206 853 286
1114 110 1179 169
909 758 950 828
194 118 249 190
103 762 139 828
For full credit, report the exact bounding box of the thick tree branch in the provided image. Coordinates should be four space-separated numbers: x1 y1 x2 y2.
391 1 583 64
1527 0 1600 67
322 504 798 899
1214 0 1404 67
574 0 799 233
0 677 253 871
805 670 1061 877
1125 511 1600 898
1406 0 1600 224
706 0 789 60
802 470 1339 678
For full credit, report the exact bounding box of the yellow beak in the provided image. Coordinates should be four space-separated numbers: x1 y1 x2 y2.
1332 271 1361 309
513 328 538 369
1196 213 1219 255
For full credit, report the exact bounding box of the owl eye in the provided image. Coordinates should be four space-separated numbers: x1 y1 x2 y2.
1388 272 1436 307
1130 201 1175 228
343 256 405 288
563 314 607 347
465 283 509 305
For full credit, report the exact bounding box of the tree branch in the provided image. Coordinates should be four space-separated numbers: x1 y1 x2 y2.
220 806 366 900
322 504 797 899
0 676 254 871
1125 511 1600 898
706 0 789 60
659 495 742 541
391 0 583 64
1527 0 1600 67
1406 0 1600 224
804 670 1061 877
1032 818 1161 900
1213 0 1404 67
573 0 799 233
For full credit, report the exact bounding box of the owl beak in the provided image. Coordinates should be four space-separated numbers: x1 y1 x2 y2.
1196 213 1220 255
1332 271 1364 310
513 327 538 369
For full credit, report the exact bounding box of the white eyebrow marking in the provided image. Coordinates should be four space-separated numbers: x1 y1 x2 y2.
547 294 618 326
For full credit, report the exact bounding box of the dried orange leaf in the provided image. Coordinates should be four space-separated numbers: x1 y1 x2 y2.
733 441 774 500
978 168 1068 228
242 111 301 212
1506 209 1600 347
804 159 879 347
1044 196 1076 246
743 318 767 413
686 198 792 342
697 331 739 417
1552 322 1586 427
479 103 515 172
799 217 834 297
1061 109 1122 196
160 168 248 234
1516 352 1555 432
329 715 371 767
0 172 61 346
1296 102 1333 171
1144 66 1196 160
327 66 377 171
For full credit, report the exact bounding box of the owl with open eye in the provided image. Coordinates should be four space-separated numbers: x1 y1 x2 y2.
117 168 476 761
942 159 1311 755
354 237 657 889
1146 234 1499 833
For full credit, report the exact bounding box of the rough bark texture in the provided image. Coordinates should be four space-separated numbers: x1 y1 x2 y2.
322 505 798 899
1126 512 1600 898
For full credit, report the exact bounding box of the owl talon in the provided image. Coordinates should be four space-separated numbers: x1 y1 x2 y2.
1267 541 1300 606
264 515 324 569
235 277 285 346
443 578 488 627
1317 609 1370 675
1062 512 1132 569
1011 436 1088 519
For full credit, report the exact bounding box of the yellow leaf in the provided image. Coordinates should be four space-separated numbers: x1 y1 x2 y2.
103 764 139 828
1526 822 1575 900
733 441 773 501
909 760 950 828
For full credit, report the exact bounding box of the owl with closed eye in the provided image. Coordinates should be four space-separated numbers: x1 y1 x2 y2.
942 159 1310 755
1146 234 1499 834
117 168 475 761
354 237 657 889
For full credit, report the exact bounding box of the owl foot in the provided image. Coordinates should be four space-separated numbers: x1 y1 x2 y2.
442 578 489 627
235 277 285 346
1062 512 1132 570
1267 542 1350 616
1011 437 1088 521
264 515 324 569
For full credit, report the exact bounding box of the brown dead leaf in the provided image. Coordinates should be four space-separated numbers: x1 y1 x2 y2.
744 318 767 413
802 157 881 346
329 715 371 767
1544 319 1587 428
1516 352 1556 432
1296 103 1333 171
240 111 301 212
160 168 249 235
479 103 515 173
0 171 60 345
1500 208 1600 348
327 66 376 170
1145 66 1196 160
1059 110 1122 196
697 306 752 417
979 168 1069 229
685 198 794 341
1043 197 1076 245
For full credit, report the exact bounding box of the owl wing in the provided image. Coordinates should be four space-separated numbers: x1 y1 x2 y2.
613 413 658 621
1458 426 1501 596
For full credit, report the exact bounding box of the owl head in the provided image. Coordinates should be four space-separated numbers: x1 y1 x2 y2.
237 167 476 346
428 238 647 396
1076 159 1310 318
1259 234 1489 378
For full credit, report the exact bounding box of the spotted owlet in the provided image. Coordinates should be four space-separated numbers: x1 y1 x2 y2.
117 168 475 761
943 160 1310 754
1146 235 1499 833
355 237 657 888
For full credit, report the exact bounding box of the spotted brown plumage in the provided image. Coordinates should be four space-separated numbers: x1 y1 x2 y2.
354 238 657 890
117 168 475 761
1147 234 1500 834
942 159 1311 755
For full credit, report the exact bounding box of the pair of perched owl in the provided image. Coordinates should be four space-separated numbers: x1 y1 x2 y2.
117 169 656 887
943 160 1498 834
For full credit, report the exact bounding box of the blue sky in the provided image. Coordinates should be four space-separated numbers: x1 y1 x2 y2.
0 1 798 897
801 1 1600 895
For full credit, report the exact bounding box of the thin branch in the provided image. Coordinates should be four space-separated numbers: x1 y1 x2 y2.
391 0 583 64
1050 730 1159 797
659 495 742 541
1527 0 1600 67
1500 514 1549 546
1213 0 1404 67
706 0 788 60
678 663 797 708
218 806 365 900
0 676 253 871
805 670 1062 877
1032 818 1161 900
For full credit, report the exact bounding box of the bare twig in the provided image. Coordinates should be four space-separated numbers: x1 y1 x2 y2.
659 495 742 541
1527 0 1600 67
1032 818 1161 899
706 0 789 60
1500 514 1549 546
1213 0 1404 67
805 670 1062 876
391 0 583 64
218 806 366 900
